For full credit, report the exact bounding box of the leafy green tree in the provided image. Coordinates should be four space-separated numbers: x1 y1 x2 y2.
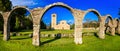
14 17 20 31
70 24 74 29
0 0 12 12
40 20 46 29
0 15 3 31
0 0 12 33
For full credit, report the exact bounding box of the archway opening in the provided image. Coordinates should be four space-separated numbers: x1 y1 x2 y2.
115 19 120 35
8 8 33 40
83 11 100 38
105 16 113 35
115 19 120 34
40 6 74 45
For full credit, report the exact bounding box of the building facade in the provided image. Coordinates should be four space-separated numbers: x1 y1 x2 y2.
51 13 70 30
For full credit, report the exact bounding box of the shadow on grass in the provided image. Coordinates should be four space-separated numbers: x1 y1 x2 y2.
105 33 112 36
10 36 31 40
41 29 55 31
82 32 99 38
0 36 3 37
115 33 120 36
94 32 99 38
40 33 61 46
0 34 3 37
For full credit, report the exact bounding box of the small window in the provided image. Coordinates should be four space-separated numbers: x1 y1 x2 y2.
53 15 55 17
62 22 64 24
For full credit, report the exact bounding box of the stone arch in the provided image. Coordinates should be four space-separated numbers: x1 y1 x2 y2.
104 15 113 34
40 2 74 21
105 15 113 26
33 2 76 46
105 15 113 21
105 14 113 22
8 6 33 21
5 6 33 40
84 9 101 21
82 9 101 38
114 18 119 24
115 18 120 34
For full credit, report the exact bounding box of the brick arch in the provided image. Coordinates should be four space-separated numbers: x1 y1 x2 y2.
40 2 74 21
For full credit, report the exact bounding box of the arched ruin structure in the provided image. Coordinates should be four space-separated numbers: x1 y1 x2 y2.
0 2 118 46
3 6 33 41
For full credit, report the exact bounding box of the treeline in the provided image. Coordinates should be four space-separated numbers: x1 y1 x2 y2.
83 21 99 28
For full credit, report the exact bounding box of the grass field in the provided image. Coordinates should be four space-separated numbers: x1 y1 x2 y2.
11 29 97 35
0 34 120 51
0 29 120 51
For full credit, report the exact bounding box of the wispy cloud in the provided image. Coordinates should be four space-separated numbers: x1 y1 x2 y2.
10 0 38 6
67 19 74 25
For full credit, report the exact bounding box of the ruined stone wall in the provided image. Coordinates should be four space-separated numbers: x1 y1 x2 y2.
1 2 120 46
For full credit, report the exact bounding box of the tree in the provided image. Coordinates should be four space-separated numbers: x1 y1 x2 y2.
40 20 46 29
0 15 3 31
0 0 12 33
0 0 12 12
84 18 92 27
70 24 75 29
14 17 20 31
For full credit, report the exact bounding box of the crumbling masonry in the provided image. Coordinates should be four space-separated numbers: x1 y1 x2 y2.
0 2 119 46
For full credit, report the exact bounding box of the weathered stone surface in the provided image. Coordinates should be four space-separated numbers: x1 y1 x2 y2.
2 12 10 41
72 9 85 44
1 2 119 46
107 19 118 36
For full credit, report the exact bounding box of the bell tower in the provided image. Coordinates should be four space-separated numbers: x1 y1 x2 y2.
51 13 57 29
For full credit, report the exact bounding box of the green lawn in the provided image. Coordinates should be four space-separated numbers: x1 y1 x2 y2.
0 34 120 51
11 29 97 35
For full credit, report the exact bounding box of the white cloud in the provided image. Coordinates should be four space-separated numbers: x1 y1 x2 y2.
67 19 74 25
10 0 38 6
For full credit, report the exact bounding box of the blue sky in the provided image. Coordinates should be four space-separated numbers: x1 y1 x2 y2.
10 0 120 25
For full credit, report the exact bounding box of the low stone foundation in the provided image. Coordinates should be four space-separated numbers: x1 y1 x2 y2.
9 32 97 38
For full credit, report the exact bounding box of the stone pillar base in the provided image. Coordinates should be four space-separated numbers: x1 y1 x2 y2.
74 38 82 44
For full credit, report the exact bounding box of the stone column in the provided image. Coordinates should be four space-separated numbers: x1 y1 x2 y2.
98 16 106 39
72 9 85 44
117 22 120 34
108 19 117 36
32 24 40 46
3 12 10 41
31 8 43 46
110 27 115 36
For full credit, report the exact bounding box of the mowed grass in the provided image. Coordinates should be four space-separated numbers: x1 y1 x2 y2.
14 29 97 35
0 34 120 51
0 29 120 51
